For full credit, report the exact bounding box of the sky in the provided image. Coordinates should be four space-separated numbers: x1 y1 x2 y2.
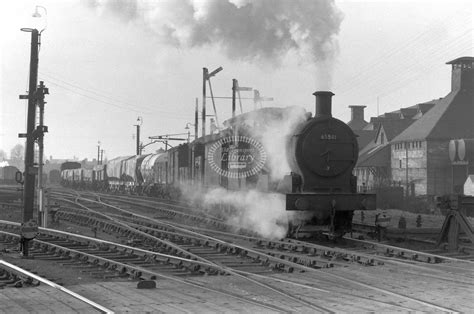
1 0 472 161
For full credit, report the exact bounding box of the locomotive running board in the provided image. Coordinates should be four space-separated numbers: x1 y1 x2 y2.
286 193 376 211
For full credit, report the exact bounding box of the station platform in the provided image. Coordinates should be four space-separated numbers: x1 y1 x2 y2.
0 284 99 313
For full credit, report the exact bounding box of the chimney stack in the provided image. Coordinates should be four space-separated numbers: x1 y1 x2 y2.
313 91 334 117
349 105 366 122
446 57 474 92
348 105 369 130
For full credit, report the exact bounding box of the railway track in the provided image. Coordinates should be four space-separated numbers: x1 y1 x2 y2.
1 188 471 312
55 192 473 274
1 219 468 313
4 189 468 309
55 190 474 263
0 222 336 312
49 190 474 269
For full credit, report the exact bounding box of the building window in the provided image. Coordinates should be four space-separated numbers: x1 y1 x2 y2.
381 133 385 144
399 159 402 168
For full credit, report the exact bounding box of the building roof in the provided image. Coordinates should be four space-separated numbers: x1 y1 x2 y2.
392 90 474 142
446 56 474 64
378 119 416 141
400 108 417 119
359 119 413 153
416 102 436 114
357 144 391 167
348 119 369 131
354 129 375 151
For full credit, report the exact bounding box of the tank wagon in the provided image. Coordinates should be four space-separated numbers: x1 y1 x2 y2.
48 169 61 185
0 166 20 185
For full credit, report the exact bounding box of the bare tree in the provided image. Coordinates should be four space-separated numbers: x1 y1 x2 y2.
0 149 7 161
10 144 24 162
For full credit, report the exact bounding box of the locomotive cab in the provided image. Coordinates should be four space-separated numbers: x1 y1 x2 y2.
285 91 376 238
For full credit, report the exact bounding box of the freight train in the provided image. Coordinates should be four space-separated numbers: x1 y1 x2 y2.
61 91 376 237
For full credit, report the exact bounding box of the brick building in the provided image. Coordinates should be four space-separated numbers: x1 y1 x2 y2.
352 56 474 199
391 57 474 197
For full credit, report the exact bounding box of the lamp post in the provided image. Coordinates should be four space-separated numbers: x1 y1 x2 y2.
185 123 196 143
97 141 101 165
135 116 143 155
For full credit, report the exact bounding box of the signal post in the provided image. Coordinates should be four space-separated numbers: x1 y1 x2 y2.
19 28 48 256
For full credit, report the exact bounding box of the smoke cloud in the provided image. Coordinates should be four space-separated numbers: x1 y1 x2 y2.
86 0 343 65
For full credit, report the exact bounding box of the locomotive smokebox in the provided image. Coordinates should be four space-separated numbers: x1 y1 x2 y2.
313 91 334 117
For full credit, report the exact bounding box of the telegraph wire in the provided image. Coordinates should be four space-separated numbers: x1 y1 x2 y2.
39 71 156 112
337 28 472 97
333 8 471 94
44 80 150 114
374 38 472 98
337 28 473 102
357 32 472 103
41 75 194 119
39 69 196 115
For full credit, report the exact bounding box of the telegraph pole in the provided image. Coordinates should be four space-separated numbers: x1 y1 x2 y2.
202 68 208 137
253 89 274 110
19 28 39 257
202 67 223 137
406 142 409 199
232 79 237 118
195 98 199 139
231 79 252 118
136 124 140 155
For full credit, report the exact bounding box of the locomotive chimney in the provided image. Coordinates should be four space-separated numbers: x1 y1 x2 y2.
313 91 334 117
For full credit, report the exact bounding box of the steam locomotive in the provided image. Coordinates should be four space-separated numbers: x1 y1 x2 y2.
61 90 375 237
283 91 375 237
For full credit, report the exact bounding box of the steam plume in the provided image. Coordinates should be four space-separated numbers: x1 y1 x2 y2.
204 188 288 239
180 184 288 239
87 0 343 65
235 106 308 181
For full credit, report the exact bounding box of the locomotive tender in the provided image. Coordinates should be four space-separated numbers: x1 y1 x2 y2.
61 90 375 237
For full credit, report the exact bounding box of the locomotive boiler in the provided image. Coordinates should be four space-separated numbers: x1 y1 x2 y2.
285 91 376 238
